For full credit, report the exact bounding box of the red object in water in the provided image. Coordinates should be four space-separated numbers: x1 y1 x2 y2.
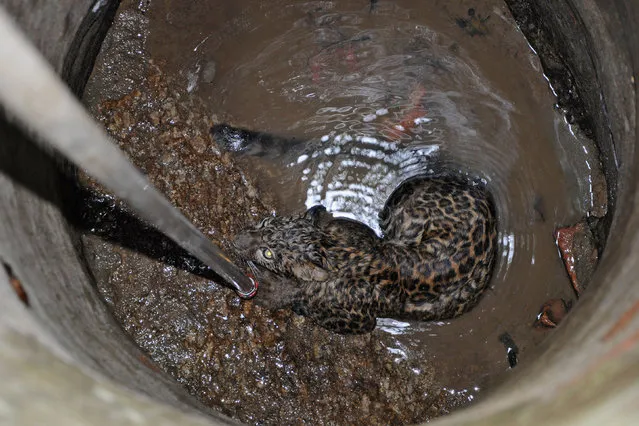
534 298 572 328
383 84 428 141
554 224 584 296
344 44 358 72
398 106 428 129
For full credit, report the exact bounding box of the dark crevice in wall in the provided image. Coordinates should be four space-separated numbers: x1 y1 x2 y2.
62 0 121 97
505 0 615 255
505 0 595 138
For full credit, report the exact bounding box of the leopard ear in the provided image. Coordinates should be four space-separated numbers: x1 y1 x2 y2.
292 262 330 282
303 205 329 225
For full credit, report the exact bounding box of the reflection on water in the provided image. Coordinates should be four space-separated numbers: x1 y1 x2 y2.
294 132 440 233
149 0 606 399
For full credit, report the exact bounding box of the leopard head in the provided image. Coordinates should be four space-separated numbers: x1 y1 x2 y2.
233 209 331 282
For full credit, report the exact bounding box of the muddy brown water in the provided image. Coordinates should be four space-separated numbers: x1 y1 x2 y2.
80 0 607 424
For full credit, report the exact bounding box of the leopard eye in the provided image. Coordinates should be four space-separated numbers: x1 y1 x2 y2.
262 248 274 259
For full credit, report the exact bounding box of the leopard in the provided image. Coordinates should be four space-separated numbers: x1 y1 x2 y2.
233 174 498 334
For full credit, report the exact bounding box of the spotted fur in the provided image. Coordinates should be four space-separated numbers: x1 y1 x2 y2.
234 175 498 334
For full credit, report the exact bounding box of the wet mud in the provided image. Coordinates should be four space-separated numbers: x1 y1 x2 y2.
78 0 608 424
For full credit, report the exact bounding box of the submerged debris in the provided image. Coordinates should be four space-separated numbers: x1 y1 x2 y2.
539 220 598 329
456 8 490 37
554 220 599 296
498 332 519 368
534 298 572 328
